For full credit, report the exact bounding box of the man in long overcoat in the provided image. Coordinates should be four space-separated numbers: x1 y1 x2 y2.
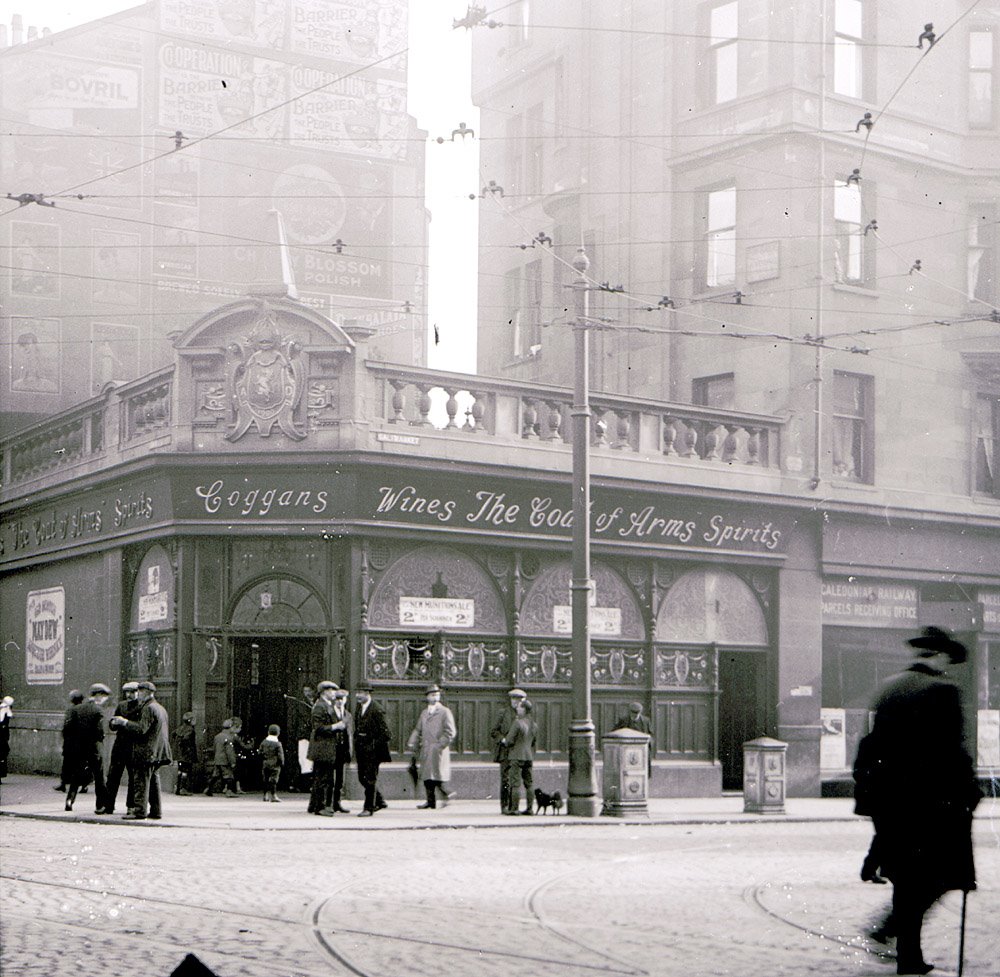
112 681 171 820
353 681 392 816
64 683 111 813
307 681 350 816
490 688 526 814
862 626 980 975
407 684 456 809
104 681 139 813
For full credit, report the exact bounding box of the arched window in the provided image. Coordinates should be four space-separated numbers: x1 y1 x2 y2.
230 577 328 632
656 570 767 645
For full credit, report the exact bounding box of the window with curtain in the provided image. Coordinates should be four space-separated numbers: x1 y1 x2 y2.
709 2 739 104
508 261 543 358
970 29 995 128
968 202 998 303
834 0 864 98
832 371 872 481
833 179 867 284
976 394 999 496
704 185 737 288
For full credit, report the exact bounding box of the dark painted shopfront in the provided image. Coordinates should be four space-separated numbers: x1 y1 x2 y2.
819 517 1000 788
1 460 799 795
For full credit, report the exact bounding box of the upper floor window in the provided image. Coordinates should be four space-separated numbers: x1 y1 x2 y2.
693 373 736 409
832 370 873 482
709 2 739 104
976 394 1000 497
507 259 543 359
703 185 737 289
969 29 995 128
833 179 874 285
526 102 545 196
510 0 530 46
834 0 864 98
968 202 998 304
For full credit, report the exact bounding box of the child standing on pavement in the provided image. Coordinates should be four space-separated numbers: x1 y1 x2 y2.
205 719 238 797
259 724 285 802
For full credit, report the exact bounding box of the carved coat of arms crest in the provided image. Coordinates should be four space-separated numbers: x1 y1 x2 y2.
225 318 306 442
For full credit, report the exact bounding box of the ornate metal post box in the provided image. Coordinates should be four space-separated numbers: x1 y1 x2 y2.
601 727 650 817
742 736 787 814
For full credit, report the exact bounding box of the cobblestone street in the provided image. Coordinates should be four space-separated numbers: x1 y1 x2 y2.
2 805 998 977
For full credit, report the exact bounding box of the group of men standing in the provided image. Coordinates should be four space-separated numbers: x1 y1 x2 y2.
307 680 393 817
61 680 171 820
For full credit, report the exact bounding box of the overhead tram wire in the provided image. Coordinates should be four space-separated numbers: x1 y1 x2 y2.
0 44 410 219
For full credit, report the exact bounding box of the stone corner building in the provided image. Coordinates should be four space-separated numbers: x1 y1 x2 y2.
2 284 998 797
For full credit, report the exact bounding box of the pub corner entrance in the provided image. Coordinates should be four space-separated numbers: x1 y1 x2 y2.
231 636 325 786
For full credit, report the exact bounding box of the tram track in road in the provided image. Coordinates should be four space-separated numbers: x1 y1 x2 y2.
743 880 895 965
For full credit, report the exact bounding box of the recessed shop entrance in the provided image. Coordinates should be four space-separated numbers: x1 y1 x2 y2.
717 649 768 790
231 636 325 751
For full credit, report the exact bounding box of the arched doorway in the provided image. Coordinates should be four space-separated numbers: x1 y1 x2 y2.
657 569 770 789
226 576 332 780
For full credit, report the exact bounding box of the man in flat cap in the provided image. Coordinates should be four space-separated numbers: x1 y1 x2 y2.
104 681 140 814
64 683 112 814
858 626 981 974
614 701 653 776
307 681 350 816
353 681 391 817
111 681 171 820
490 688 526 814
407 685 456 809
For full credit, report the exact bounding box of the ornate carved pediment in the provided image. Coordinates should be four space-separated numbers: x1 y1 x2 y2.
225 308 306 442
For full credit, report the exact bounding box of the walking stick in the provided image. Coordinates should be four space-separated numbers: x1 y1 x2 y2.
957 889 968 977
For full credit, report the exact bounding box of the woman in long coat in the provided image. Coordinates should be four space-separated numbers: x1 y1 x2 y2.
406 685 456 809
863 627 980 976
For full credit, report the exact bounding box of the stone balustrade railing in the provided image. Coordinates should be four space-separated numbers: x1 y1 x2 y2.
121 370 173 444
1 359 784 496
368 364 782 468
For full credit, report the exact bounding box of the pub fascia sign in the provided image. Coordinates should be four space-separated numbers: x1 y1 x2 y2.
373 484 786 552
183 474 790 553
2 487 156 559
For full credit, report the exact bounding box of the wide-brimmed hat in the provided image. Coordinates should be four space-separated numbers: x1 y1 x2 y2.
425 684 442 695
355 681 374 692
907 626 968 664
89 683 111 696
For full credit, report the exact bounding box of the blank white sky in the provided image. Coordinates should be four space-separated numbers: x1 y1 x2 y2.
0 0 480 373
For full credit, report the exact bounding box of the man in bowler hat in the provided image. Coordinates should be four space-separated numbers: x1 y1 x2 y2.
861 626 980 975
407 685 456 809
353 681 392 816
111 681 171 820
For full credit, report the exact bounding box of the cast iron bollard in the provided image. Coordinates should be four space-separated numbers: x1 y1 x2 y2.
601 727 650 817
742 736 787 814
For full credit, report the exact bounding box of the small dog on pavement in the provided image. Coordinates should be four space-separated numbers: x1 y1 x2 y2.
534 788 563 815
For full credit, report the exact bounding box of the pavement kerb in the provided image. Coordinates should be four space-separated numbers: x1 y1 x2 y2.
0 808 868 831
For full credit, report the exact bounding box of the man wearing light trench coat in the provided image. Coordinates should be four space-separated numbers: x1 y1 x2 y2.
406 684 456 809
